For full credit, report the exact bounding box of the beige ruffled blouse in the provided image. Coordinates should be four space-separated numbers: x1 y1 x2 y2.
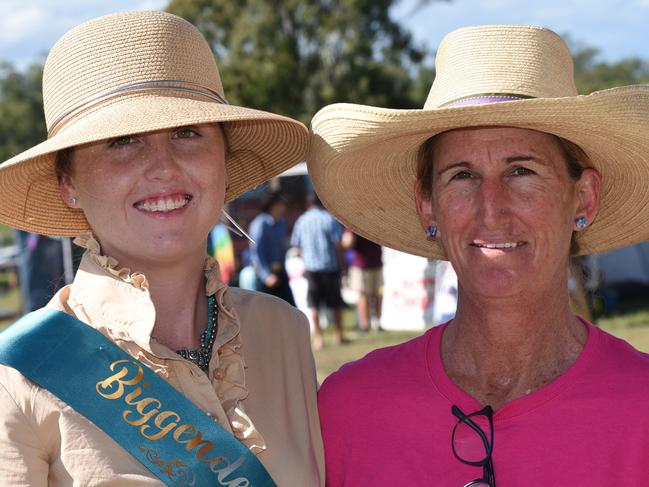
0 233 324 486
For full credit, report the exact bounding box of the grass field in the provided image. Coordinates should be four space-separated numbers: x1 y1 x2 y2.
597 305 649 352
0 225 14 245
313 327 419 382
0 287 20 310
0 287 20 322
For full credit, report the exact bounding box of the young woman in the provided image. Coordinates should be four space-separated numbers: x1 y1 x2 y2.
0 11 323 486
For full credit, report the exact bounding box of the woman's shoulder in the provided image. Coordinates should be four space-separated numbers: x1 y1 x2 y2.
590 323 649 373
227 287 310 334
577 323 649 399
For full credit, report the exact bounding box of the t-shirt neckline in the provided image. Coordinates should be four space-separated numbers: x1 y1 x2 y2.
425 317 600 422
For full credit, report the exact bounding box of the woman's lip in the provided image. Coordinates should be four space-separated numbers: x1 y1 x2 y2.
133 192 191 206
133 193 192 213
470 241 527 249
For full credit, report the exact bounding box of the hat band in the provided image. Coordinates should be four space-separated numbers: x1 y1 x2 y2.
47 80 228 137
441 93 532 108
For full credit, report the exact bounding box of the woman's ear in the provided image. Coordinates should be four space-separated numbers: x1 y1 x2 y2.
573 168 602 231
415 181 437 233
59 174 78 208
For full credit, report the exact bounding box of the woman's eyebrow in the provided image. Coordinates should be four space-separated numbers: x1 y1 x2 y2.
436 161 471 176
505 154 547 165
436 154 548 176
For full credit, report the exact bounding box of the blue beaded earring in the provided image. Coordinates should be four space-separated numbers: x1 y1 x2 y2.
426 226 438 239
575 216 588 230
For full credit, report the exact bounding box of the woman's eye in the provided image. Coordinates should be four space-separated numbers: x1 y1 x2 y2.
175 128 198 138
511 167 534 176
110 136 136 147
450 170 473 181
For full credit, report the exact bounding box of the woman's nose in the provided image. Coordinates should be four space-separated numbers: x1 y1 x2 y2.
478 179 510 228
142 139 181 181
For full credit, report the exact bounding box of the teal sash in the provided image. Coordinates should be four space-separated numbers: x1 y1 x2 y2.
0 308 277 487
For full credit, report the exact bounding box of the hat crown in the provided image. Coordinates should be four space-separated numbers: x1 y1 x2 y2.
42 10 224 134
425 25 577 109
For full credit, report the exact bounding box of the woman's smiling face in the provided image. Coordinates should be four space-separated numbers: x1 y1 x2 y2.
416 127 600 299
60 123 227 268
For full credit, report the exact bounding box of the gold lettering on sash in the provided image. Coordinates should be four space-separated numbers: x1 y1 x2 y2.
124 385 147 404
95 359 253 485
96 359 144 399
142 410 181 441
181 431 215 459
173 424 197 442
123 397 162 427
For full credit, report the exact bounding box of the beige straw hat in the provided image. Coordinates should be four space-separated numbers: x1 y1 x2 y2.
0 10 308 236
308 24 649 260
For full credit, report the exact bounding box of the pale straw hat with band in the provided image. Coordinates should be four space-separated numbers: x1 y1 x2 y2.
0 10 307 236
308 24 649 260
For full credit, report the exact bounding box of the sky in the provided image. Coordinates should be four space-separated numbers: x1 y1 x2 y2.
1 0 648 70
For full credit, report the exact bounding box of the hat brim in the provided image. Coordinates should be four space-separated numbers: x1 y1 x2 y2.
308 86 649 259
0 93 307 236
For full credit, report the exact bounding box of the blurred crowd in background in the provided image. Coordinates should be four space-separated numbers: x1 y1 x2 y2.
2 160 647 347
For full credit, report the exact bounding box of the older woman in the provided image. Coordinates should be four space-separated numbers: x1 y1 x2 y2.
310 25 649 486
0 11 323 487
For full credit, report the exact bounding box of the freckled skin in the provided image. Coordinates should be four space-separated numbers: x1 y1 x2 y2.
424 127 585 301
59 124 227 270
415 127 602 407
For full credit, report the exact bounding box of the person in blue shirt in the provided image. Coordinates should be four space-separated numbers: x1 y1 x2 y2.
248 190 296 305
291 194 348 349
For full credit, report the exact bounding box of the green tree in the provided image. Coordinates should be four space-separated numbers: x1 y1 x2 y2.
0 62 46 245
166 0 439 122
569 41 649 94
0 62 46 162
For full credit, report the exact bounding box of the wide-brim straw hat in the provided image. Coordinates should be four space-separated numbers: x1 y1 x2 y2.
0 10 308 236
308 25 649 259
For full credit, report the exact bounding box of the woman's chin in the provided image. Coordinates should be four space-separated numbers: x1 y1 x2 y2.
99 234 206 269
461 266 534 300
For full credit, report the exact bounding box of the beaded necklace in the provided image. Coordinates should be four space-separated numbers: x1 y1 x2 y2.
176 294 218 372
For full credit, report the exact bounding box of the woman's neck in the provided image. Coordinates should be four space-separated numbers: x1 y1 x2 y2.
147 256 208 351
441 285 588 410
124 253 208 351
97 238 211 351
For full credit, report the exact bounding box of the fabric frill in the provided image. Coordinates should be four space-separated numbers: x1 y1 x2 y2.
73 231 266 453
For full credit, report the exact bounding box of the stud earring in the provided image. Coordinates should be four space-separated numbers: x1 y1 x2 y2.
575 216 588 230
426 226 438 239
68 196 78 206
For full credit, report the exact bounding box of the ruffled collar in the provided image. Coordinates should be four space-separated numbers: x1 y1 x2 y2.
74 232 149 289
71 231 266 453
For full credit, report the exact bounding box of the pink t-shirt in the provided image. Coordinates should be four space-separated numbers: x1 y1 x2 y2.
318 321 649 486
